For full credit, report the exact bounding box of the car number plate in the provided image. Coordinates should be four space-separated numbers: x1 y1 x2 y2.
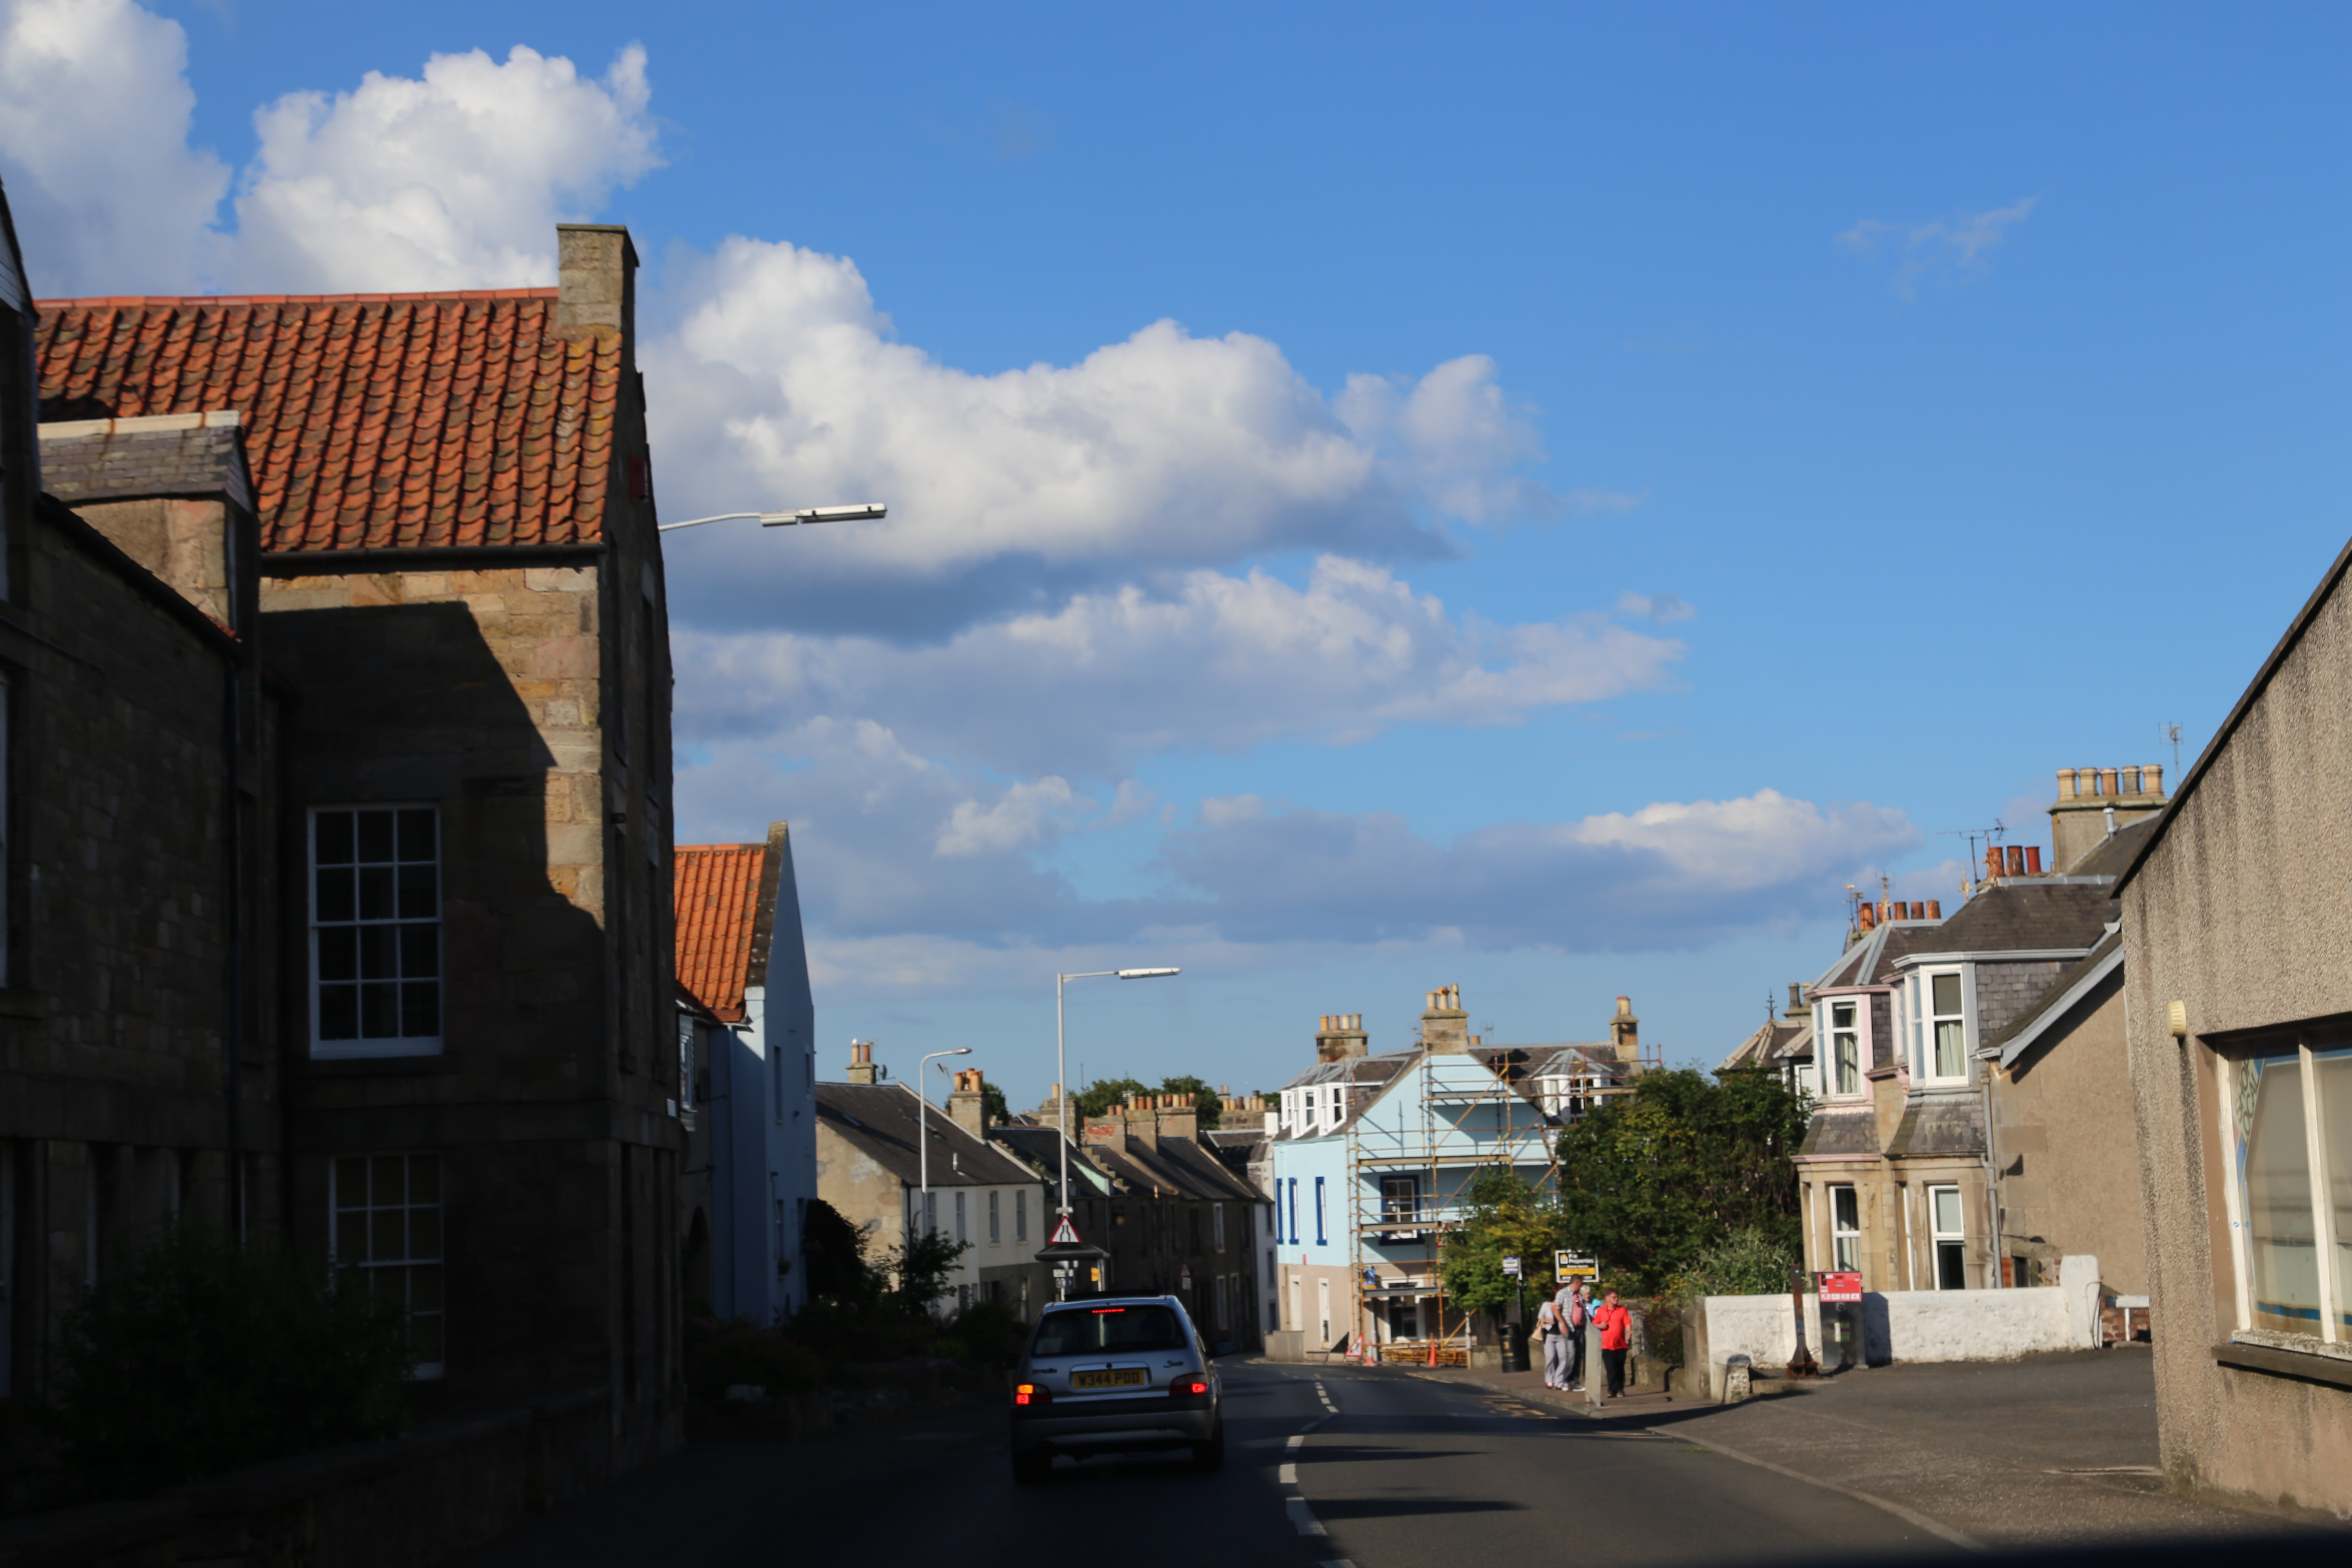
1071 1368 1147 1390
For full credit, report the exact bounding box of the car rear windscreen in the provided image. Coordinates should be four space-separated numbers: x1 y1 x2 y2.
1032 1305 1189 1357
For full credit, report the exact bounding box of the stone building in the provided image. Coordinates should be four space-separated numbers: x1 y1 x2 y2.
29 225 687 1461
815 1067 1052 1318
2115 535 2352 1515
671 826 818 1325
1792 778 2162 1300
0 187 282 1397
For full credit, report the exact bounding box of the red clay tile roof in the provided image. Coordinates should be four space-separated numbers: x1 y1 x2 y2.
33 290 618 554
674 844 766 1023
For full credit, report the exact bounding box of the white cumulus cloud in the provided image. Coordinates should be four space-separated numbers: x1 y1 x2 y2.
230 43 660 294
673 555 1684 777
1839 196 2041 299
0 0 228 294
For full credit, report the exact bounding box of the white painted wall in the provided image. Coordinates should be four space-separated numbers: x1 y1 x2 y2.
1697 1254 2102 1392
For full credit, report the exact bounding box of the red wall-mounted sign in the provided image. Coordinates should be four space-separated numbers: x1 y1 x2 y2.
1820 1271 1863 1303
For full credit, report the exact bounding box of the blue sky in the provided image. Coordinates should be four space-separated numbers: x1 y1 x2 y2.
7 2 2349 1105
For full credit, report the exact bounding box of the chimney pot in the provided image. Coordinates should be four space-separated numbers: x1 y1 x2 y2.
2101 767 2121 798
1924 899 1942 919
2057 768 2077 799
2147 763 2165 796
2006 845 2026 877
1858 902 1876 931
1987 846 2004 880
2024 846 2043 875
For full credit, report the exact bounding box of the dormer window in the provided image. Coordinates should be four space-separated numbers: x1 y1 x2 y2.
1829 1000 1862 1096
1906 967 1972 1083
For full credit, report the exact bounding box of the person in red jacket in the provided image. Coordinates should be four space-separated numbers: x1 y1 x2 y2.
1592 1287 1633 1398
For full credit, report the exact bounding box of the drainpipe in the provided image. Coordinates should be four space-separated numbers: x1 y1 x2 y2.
1980 1064 1999 1290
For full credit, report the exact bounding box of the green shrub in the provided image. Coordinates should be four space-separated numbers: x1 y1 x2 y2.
937 1298 1028 1367
48 1222 413 1500
1671 1225 1801 1300
684 1322 826 1401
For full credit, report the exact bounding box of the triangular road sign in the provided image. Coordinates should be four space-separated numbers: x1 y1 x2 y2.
1047 1214 1081 1246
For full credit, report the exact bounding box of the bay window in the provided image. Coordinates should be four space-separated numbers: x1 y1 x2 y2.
1828 999 1862 1096
1929 1184 1966 1289
1908 967 1969 1081
1830 1184 1861 1272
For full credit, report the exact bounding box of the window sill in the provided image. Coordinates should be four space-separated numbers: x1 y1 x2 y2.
2214 1339 2352 1391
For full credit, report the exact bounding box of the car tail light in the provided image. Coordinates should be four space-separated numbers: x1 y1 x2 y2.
1014 1383 1052 1407
1169 1373 1210 1400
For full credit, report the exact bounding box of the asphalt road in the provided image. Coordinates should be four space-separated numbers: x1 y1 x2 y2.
459 1359 1966 1568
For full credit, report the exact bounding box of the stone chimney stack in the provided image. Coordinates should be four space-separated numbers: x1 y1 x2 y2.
844 1039 877 1086
2050 764 2168 872
1610 996 1642 1070
1785 983 1807 1020
1155 1093 1199 1143
1420 985 1471 1054
948 1067 989 1139
1315 1013 1370 1062
1083 1102 1128 1150
554 224 638 354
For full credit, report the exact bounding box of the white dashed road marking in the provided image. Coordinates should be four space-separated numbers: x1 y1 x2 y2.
1286 1499 1327 1537
1286 1434 1306 1449
1279 1462 1298 1484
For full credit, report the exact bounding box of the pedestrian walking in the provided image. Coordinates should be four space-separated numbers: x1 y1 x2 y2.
1535 1297 1569 1389
1593 1287 1633 1399
1554 1280 1589 1391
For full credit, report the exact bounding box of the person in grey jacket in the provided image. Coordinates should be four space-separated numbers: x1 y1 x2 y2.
1553 1280 1589 1392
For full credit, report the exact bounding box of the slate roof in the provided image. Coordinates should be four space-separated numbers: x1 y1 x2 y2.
1886 1090 1987 1158
988 1124 1103 1202
1719 1016 1813 1074
814 1082 1038 1188
1902 880 2112 958
1981 928 2125 1067
2066 816 2159 881
34 290 619 554
673 844 765 1021
39 413 252 513
1798 1106 1881 1159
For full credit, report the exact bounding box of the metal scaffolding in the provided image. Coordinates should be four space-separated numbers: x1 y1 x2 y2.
1344 1046 1583 1364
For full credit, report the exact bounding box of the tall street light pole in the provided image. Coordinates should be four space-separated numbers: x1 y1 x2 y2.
1054 968 1180 1219
916 1047 972 1240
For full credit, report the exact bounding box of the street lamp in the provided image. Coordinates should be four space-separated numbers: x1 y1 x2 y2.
916 1047 973 1239
657 503 887 533
1054 968 1180 1222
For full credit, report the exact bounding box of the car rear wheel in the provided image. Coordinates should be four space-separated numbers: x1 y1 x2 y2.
1191 1424 1225 1472
1012 1449 1052 1485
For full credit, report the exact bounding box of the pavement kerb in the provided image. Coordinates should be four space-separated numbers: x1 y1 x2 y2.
1645 1424 1989 1552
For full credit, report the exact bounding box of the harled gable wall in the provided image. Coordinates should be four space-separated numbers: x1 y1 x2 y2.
2122 548 2352 1516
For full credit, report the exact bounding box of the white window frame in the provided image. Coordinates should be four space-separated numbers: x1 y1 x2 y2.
308 804 444 1059
988 1189 1001 1245
1819 995 1867 1099
1927 1183 1966 1289
330 1152 444 1378
1912 967 1973 1084
1828 1183 1861 1273
1213 1202 1226 1253
1313 1176 1327 1246
954 1190 967 1245
1015 1188 1028 1243
2222 1038 2351 1347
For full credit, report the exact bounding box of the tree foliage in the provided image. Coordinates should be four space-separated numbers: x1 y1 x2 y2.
1554 1067 1810 1295
1074 1075 1221 1128
1671 1226 1803 1300
802 1198 873 1307
1437 1169 1574 1316
980 1079 1011 1127
46 1222 413 1500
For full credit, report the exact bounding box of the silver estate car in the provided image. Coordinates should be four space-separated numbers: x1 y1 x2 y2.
1008 1294 1235 1482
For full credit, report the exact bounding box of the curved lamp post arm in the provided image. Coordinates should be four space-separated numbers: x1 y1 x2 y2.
658 503 887 533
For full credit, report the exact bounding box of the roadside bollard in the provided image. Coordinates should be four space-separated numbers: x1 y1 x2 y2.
1722 1354 1753 1404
